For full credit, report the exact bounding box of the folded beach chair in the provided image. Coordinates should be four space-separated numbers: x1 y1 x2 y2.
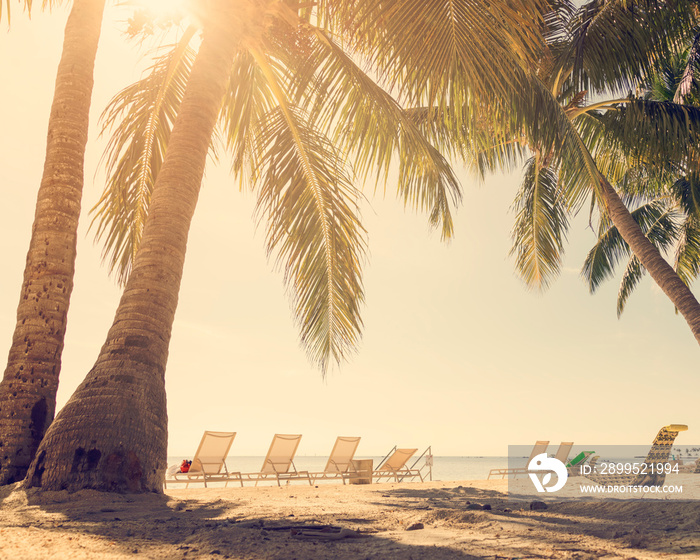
245 434 312 486
310 436 361 484
585 424 688 487
373 447 423 482
164 431 242 488
566 450 595 469
566 450 596 476
487 441 549 479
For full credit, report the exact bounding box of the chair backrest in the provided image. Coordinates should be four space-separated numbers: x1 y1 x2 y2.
191 431 236 474
379 448 418 471
529 441 550 461
642 424 688 465
324 436 361 474
261 434 302 474
553 442 573 464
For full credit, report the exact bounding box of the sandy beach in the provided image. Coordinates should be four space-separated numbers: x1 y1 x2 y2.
1 479 699 559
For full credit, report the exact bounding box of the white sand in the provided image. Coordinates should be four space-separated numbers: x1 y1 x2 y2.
1 479 699 559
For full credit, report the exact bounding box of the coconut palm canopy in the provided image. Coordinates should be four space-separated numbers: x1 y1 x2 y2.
398 0 700 341
583 41 700 315
90 0 552 373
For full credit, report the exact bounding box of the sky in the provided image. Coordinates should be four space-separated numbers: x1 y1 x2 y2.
0 4 698 459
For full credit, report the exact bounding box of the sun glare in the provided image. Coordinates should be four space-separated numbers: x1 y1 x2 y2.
136 0 188 20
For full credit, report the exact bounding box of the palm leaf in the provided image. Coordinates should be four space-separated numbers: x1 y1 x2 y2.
318 0 550 110
406 104 528 180
617 199 683 314
294 28 462 239
91 28 197 284
616 255 645 317
563 0 696 95
510 157 570 290
1 0 61 24
251 51 367 373
674 32 700 104
219 49 278 177
675 216 700 287
599 98 700 165
582 199 680 293
671 173 700 218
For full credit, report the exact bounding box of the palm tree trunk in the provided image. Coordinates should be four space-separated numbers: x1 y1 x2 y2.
0 0 105 486
600 177 700 343
24 2 239 493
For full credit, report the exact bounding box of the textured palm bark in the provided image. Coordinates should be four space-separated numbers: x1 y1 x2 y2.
24 2 239 493
0 0 105 486
600 177 700 344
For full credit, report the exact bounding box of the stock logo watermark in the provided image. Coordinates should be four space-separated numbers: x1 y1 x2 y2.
505 444 700 501
527 453 567 493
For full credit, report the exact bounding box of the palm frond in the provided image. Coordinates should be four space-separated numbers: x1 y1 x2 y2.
563 0 696 95
674 32 700 104
674 217 700 287
292 27 462 240
407 104 529 180
582 199 680 293
671 173 700 219
510 157 570 290
318 0 550 110
91 29 197 284
251 52 367 374
617 199 683 314
1 0 61 24
574 109 631 185
520 73 601 209
599 98 700 165
219 49 277 177
616 255 645 317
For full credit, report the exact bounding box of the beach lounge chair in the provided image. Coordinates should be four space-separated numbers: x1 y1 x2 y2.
164 431 242 488
310 436 361 484
566 451 596 476
566 450 595 469
585 424 688 487
553 441 573 464
245 434 312 486
373 447 423 482
487 441 549 479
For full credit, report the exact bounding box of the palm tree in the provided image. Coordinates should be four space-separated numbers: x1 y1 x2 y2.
405 0 700 344
0 0 106 485
22 0 551 492
89 13 472 369
583 42 700 315
24 0 242 492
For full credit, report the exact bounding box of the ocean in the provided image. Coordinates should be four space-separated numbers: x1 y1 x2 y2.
166 455 509 484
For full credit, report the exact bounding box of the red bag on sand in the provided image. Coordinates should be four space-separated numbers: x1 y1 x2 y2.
180 460 192 473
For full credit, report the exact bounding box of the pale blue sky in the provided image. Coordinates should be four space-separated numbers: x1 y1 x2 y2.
0 5 697 458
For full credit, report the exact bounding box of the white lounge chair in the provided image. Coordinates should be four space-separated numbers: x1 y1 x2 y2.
585 424 688 487
373 447 423 482
553 441 573 464
310 436 361 484
487 441 549 479
164 431 242 488
245 434 312 486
